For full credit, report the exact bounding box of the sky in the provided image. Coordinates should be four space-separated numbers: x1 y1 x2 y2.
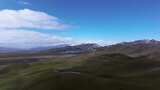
0 0 160 48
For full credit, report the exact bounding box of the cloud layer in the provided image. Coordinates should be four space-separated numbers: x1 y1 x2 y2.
0 9 69 30
0 30 73 48
0 9 73 48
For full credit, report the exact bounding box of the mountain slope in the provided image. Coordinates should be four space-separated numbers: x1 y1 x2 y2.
96 40 160 60
0 47 23 53
38 44 99 55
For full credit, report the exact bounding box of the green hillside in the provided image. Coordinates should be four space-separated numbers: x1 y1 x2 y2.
0 53 160 90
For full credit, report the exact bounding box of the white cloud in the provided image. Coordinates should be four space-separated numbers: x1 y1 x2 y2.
0 30 73 49
0 9 73 48
0 9 69 30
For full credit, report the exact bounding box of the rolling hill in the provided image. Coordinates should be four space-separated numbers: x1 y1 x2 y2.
96 40 160 60
1 40 160 90
0 53 160 90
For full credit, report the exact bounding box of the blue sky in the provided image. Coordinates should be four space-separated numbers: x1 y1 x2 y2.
0 0 160 48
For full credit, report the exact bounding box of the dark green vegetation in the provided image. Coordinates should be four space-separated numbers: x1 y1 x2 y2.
0 53 160 90
1 40 160 90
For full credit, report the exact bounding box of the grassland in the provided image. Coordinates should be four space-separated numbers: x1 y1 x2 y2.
0 53 160 90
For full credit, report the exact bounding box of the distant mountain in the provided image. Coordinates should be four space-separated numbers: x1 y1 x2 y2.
0 47 23 53
119 39 160 45
96 39 160 60
0 44 100 57
39 43 100 55
2 39 160 59
26 44 70 52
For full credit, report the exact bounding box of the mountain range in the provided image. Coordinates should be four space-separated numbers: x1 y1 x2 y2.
1 39 160 58
97 39 160 60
